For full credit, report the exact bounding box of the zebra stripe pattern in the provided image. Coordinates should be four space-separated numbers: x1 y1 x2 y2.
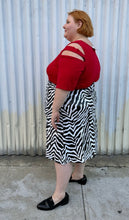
45 81 98 165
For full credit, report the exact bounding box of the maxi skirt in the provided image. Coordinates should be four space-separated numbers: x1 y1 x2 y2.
45 81 98 165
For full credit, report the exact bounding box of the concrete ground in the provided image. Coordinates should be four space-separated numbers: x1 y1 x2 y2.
0 155 129 220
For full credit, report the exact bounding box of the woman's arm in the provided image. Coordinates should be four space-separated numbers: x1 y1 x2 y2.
51 88 69 129
51 45 84 129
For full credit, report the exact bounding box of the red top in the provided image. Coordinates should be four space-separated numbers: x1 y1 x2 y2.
46 40 100 91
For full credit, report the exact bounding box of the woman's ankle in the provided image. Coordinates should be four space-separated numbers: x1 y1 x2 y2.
52 192 65 204
71 173 83 180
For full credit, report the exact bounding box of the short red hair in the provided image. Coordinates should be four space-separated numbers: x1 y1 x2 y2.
68 10 94 37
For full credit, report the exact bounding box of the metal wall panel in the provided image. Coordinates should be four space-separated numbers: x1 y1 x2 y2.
0 0 129 155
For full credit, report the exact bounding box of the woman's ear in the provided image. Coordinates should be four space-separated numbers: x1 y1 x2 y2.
77 20 82 29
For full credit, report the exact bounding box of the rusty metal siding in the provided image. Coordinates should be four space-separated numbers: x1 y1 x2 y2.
0 0 129 155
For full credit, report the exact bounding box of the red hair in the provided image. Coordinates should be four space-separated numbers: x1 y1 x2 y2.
68 10 94 37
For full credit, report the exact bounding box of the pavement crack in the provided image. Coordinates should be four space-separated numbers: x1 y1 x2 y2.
81 185 87 220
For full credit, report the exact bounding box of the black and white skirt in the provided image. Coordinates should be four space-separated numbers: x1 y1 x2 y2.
45 81 98 165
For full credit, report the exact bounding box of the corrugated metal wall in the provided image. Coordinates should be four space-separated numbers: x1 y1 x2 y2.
0 0 129 156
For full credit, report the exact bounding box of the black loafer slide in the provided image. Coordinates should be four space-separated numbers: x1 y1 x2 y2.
37 192 69 211
69 175 87 185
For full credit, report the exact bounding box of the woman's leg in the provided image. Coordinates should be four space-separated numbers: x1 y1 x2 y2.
52 162 73 204
71 163 85 180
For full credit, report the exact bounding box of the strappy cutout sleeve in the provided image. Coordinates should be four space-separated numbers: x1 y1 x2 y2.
56 45 85 91
61 45 85 61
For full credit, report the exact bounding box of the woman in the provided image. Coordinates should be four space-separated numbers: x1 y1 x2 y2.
37 9 100 210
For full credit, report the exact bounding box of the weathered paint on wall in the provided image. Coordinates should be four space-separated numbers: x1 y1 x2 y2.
0 0 129 155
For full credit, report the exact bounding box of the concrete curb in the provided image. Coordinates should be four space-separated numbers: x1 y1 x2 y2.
0 155 129 167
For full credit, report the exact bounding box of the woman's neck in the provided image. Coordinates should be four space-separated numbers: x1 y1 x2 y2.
71 36 93 47
71 34 87 42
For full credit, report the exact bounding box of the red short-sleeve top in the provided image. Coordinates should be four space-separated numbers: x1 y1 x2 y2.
46 40 100 91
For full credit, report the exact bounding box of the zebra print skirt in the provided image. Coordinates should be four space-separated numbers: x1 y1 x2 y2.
45 81 98 165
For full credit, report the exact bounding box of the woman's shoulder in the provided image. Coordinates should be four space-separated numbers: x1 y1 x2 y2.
61 41 86 60
61 42 85 61
68 41 85 54
72 40 95 50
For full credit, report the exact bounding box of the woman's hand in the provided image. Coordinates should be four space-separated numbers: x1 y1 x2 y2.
51 110 60 130
51 88 69 130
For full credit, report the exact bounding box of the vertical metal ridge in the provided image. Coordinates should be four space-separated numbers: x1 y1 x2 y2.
107 0 119 154
121 0 129 154
115 0 128 154
99 0 112 154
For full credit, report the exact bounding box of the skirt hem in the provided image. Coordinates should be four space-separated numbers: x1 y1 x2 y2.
45 153 96 165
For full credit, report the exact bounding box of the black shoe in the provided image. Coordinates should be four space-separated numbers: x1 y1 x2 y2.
69 175 87 185
37 192 69 211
